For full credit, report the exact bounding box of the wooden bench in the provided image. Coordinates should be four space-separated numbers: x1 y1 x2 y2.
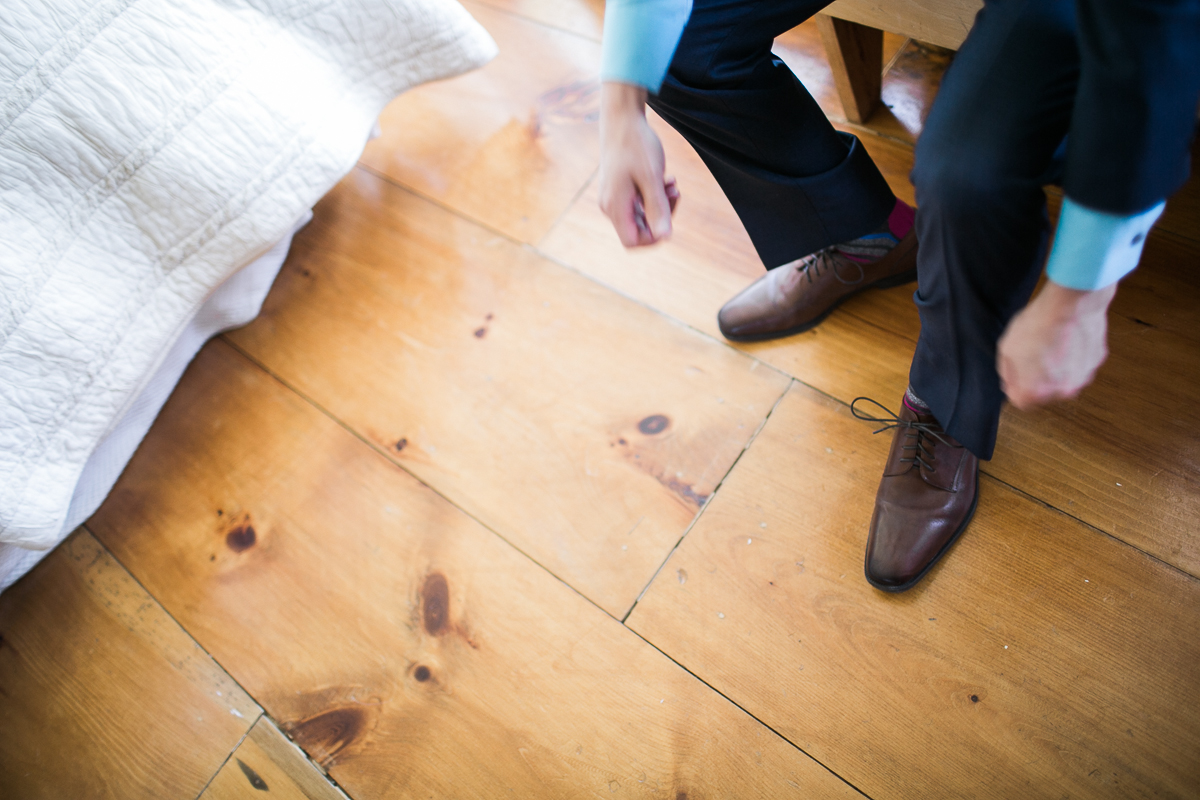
817 0 983 123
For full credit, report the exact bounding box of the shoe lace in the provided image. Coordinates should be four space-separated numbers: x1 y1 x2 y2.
795 247 865 285
850 396 959 475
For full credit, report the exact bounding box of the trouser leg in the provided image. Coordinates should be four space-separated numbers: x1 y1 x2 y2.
646 0 896 269
909 0 1080 459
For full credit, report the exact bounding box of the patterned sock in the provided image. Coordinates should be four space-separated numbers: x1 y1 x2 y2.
904 385 931 415
886 198 916 239
837 199 915 264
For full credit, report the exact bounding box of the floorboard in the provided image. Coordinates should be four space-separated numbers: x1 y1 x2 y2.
90 341 866 799
224 168 789 618
199 718 347 800
359 1 600 245
1155 140 1200 246
876 41 953 143
7 3 1198 795
470 0 604 40
627 382 1200 799
989 305 1200 573
543 91 1200 580
0 531 259 800
539 113 920 409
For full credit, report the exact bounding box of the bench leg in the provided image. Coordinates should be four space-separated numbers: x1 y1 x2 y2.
816 14 884 124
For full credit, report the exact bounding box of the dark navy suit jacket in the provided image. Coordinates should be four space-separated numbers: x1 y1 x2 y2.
1066 0 1200 212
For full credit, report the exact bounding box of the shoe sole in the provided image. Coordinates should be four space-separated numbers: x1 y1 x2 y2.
863 477 980 593
720 232 919 344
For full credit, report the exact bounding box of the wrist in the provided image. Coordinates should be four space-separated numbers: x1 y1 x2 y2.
1037 280 1117 322
601 81 648 122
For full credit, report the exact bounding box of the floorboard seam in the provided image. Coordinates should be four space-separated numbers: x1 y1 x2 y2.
622 624 877 800
256 714 360 800
86 518 366 799
515 210 1200 587
977 472 1200 585
529 245 793 386
190 719 262 800
764 383 1200 583
354 163 539 249
356 123 904 409
537 166 598 251
217 336 641 625
531 234 1195 589
880 37 912 76
622 378 795 623
308 151 1191 628
840 303 919 344
531 232 1149 571
1149 223 1200 252
77 523 271 800
465 0 602 43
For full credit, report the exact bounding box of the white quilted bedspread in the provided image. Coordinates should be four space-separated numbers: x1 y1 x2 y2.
0 0 496 550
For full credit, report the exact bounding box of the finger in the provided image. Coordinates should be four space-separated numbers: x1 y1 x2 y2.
998 354 1037 411
997 352 1017 402
1017 382 1066 410
603 185 643 248
664 177 680 214
639 176 673 241
632 194 655 246
1006 385 1037 411
615 204 642 247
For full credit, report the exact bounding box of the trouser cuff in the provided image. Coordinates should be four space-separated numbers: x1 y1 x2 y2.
710 132 896 268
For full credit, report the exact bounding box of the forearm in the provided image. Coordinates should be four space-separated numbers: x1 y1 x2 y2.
600 82 648 128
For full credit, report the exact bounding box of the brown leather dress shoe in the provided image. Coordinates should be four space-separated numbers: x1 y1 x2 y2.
717 227 917 342
852 397 979 592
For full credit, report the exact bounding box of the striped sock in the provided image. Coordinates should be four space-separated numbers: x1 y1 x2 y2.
904 386 931 415
837 200 915 264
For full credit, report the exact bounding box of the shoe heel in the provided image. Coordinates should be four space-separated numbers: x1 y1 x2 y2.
873 266 918 289
867 228 919 290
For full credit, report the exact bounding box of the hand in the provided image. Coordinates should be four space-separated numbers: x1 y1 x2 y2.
997 280 1118 410
598 81 679 247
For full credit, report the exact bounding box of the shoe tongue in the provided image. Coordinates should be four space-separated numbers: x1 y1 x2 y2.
896 398 962 487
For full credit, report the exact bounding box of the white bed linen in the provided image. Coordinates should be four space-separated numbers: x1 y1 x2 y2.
1 0 496 581
0 211 309 590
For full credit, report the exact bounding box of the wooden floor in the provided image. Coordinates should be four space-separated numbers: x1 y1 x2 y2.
3 2 1199 797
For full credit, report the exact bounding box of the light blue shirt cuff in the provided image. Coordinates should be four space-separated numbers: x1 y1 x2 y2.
600 0 692 92
1045 197 1165 291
